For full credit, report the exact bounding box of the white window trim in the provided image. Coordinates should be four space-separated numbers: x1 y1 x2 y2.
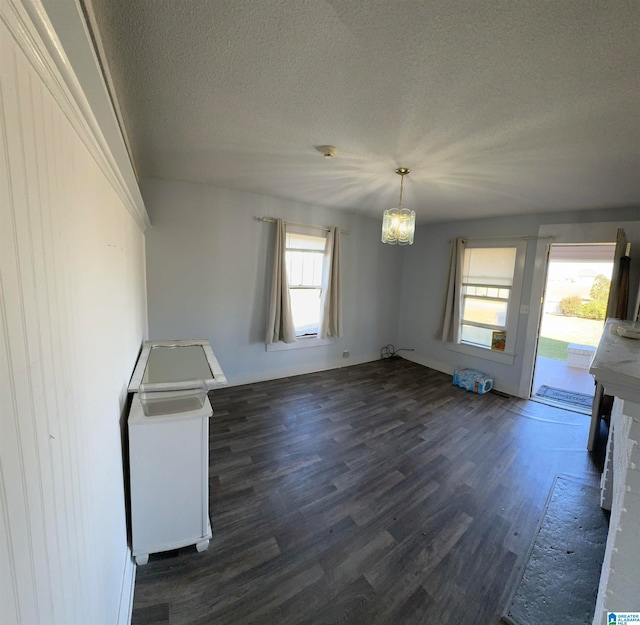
447 340 516 365
448 238 527 365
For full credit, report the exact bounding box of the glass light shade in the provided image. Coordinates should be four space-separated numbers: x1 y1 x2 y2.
381 207 415 245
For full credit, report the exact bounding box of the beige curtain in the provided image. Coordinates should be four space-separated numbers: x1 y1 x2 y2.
319 227 342 339
440 237 466 342
265 219 296 344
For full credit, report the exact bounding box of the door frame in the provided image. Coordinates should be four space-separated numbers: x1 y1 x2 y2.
528 244 551 399
529 242 618 403
518 221 631 399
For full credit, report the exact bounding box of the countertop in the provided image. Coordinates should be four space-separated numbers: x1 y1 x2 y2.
590 318 640 405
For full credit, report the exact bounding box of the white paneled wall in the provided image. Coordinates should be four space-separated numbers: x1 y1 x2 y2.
1 3 147 624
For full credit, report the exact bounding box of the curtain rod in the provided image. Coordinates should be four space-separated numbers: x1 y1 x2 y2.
255 216 350 235
448 235 555 243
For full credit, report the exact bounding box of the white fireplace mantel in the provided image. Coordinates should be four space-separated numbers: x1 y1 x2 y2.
589 319 640 625
590 319 640 405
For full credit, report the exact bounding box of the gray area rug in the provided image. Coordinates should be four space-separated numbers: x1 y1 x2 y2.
502 476 609 625
535 385 594 409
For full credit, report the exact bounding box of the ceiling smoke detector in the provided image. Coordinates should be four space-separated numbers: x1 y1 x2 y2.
316 145 337 159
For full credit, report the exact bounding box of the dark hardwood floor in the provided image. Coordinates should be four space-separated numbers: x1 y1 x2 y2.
131 359 605 625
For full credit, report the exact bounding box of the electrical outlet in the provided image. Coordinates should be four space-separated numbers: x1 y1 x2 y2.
342 350 350 358
520 305 529 314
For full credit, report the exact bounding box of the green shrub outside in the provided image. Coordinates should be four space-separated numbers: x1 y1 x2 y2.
557 274 610 321
580 300 606 319
559 295 582 316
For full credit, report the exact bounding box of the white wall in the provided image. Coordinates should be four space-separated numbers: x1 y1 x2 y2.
142 173 639 394
142 178 403 385
397 208 640 397
1 3 148 624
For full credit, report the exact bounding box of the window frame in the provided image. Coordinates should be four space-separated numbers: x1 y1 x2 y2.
266 222 338 352
448 239 527 365
285 225 326 339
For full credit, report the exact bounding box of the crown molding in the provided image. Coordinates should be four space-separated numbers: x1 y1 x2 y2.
1 0 150 231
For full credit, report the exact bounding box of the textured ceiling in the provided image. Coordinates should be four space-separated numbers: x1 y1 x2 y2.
85 0 640 223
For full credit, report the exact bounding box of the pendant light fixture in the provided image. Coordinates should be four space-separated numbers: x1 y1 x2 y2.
381 167 415 245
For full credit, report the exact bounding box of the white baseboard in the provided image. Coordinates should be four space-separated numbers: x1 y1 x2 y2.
117 550 136 625
223 350 523 397
399 351 454 376
225 353 382 387
399 352 522 397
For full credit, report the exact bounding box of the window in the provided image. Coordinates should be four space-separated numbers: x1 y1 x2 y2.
285 229 326 337
458 241 525 358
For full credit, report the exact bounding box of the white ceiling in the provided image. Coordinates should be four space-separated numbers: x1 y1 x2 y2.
85 0 640 223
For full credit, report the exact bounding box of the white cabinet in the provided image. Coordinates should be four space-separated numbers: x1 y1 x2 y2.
127 339 227 565
128 392 213 565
